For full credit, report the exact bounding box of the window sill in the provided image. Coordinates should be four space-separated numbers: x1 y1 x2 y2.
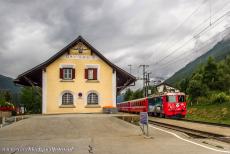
85 105 101 108
85 80 99 83
59 105 75 108
60 79 74 82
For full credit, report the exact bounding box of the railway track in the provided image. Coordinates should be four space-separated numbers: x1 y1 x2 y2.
149 119 230 144
173 118 230 128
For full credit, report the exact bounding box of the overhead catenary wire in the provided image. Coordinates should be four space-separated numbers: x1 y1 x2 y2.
157 16 229 69
154 25 230 75
155 0 207 52
153 9 230 66
153 1 230 65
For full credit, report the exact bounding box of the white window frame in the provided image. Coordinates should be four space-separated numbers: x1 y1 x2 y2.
60 64 75 80
63 68 72 80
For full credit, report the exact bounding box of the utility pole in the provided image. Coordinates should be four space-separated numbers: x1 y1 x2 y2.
139 65 149 97
147 72 151 96
128 65 132 74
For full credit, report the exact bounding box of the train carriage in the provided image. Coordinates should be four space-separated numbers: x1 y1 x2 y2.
117 92 187 118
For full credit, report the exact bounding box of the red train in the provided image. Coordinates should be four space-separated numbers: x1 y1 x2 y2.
117 92 187 118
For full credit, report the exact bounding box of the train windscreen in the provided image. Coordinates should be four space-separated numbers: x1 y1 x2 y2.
166 95 176 102
178 95 185 102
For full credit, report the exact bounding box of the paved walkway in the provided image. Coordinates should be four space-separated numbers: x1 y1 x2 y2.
0 114 229 154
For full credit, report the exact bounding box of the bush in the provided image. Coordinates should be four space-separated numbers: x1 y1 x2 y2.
197 96 210 105
210 92 230 104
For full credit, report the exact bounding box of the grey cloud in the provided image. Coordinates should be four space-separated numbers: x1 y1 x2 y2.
0 0 229 85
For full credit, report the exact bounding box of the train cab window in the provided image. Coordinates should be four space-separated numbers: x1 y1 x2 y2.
166 95 176 102
178 95 185 102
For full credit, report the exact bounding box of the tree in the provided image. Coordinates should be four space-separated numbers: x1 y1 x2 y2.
179 78 189 93
20 87 42 113
4 91 12 102
132 89 143 99
124 89 133 101
187 73 208 101
202 57 219 90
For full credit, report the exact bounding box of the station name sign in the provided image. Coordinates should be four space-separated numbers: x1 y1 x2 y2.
140 112 148 125
65 55 99 60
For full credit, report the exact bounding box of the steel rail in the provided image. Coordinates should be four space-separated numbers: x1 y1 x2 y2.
149 120 230 144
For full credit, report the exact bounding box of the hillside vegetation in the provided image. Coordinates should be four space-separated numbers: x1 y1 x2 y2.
0 75 41 113
166 38 230 85
179 56 230 124
186 103 230 124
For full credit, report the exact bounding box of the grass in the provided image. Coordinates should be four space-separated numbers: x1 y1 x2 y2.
186 102 230 125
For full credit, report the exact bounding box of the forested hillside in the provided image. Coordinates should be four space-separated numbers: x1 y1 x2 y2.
181 56 230 124
0 75 21 93
166 38 230 85
0 74 22 104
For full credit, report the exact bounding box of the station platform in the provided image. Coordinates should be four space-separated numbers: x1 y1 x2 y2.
0 114 229 154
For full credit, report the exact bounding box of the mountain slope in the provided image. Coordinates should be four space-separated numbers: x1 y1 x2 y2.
0 74 22 105
0 75 21 94
166 37 230 85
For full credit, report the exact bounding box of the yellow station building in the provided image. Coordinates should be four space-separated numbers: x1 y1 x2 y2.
15 36 136 114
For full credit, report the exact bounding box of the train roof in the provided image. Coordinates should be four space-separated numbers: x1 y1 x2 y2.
150 92 185 97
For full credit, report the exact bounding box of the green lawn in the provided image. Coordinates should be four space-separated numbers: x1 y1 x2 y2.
186 102 230 125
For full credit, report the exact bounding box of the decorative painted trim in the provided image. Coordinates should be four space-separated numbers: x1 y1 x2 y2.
64 54 99 60
112 70 117 107
60 64 76 68
42 70 47 114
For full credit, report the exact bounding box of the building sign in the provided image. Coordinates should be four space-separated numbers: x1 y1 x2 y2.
65 55 99 60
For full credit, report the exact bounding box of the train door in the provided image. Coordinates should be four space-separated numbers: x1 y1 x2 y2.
148 97 155 114
159 96 165 117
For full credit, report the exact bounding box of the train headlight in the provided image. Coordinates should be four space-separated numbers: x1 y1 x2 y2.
176 103 179 107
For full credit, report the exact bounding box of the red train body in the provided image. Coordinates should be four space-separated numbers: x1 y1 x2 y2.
117 92 187 118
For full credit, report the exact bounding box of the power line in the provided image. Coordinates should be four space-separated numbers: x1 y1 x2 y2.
154 10 230 65
153 1 230 65
155 24 230 73
155 0 207 55
154 26 230 74
157 18 229 68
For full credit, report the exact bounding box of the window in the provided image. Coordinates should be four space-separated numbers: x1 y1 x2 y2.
85 68 97 80
87 93 98 105
62 92 73 105
60 68 75 80
64 68 72 80
88 69 94 80
166 95 176 102
178 95 185 102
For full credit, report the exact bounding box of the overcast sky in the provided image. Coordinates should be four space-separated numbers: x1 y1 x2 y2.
0 0 230 82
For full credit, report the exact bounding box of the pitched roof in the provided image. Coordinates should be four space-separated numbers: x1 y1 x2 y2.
14 36 136 92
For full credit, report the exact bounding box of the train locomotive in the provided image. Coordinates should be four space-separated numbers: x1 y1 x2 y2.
117 92 187 118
